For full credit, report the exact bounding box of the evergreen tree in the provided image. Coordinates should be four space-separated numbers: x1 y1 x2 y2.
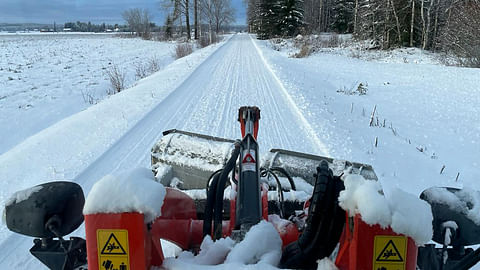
256 0 280 39
278 0 305 37
330 0 354 33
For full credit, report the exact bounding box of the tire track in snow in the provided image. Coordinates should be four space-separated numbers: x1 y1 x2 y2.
249 35 330 156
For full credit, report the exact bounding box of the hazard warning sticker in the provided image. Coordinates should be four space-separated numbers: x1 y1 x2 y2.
373 235 407 270
241 149 256 172
97 229 129 270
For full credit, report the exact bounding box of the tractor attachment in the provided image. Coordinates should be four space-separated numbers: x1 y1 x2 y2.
4 106 480 270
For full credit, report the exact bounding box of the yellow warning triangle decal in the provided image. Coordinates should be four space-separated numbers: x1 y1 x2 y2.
101 233 127 255
376 240 404 262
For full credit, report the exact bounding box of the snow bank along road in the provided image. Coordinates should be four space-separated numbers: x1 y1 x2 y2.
0 34 329 268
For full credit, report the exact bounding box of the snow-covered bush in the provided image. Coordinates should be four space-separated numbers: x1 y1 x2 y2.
198 33 218 48
105 62 126 95
135 56 162 79
175 43 193 59
292 34 347 58
293 43 313 58
337 82 368 95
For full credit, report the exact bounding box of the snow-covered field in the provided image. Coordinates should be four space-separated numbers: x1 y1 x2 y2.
257 37 480 196
0 33 479 269
0 33 176 154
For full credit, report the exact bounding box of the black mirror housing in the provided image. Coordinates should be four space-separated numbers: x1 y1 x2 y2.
5 181 85 238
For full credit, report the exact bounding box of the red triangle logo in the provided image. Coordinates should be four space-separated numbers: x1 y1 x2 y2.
242 153 256 164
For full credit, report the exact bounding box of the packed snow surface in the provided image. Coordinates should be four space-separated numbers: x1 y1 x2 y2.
83 167 166 223
339 174 433 245
163 220 282 269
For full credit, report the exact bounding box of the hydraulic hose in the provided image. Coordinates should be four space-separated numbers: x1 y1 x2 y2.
260 167 286 218
449 247 480 270
213 143 240 240
280 160 346 269
205 169 223 194
203 172 221 237
270 167 296 191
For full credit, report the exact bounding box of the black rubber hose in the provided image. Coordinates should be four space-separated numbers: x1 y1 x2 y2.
260 168 286 218
205 169 223 194
279 160 346 269
268 170 285 219
298 160 335 250
213 144 240 240
449 247 480 270
203 172 221 238
270 167 296 191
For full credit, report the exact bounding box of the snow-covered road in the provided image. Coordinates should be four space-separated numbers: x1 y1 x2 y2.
0 34 329 269
75 35 328 193
75 34 329 192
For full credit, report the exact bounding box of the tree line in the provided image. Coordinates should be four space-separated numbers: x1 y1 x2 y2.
247 0 480 66
161 0 235 40
63 21 125 32
121 0 235 41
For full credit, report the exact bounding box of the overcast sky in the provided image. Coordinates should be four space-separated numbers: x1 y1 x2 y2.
0 0 246 25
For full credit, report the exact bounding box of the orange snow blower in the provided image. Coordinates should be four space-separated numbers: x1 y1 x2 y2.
5 106 480 270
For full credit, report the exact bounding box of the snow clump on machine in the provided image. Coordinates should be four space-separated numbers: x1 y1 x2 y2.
338 174 433 245
316 258 339 270
163 220 282 269
422 187 480 225
4 185 43 207
3 185 44 225
83 167 166 223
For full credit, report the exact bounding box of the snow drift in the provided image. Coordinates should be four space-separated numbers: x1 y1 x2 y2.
83 167 166 223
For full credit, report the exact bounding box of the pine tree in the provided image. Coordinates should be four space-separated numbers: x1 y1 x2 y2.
330 0 354 33
256 0 280 39
278 0 305 37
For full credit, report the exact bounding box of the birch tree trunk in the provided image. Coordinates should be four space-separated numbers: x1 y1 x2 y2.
194 0 198 39
423 0 434 49
432 0 440 50
185 0 191 40
354 0 359 34
390 0 402 43
410 0 415 47
421 0 426 46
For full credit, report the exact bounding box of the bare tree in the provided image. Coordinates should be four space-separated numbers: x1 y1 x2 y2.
439 0 480 67
201 0 235 34
216 0 235 32
200 0 215 42
162 0 192 39
122 8 153 39
195 0 199 39
246 0 260 32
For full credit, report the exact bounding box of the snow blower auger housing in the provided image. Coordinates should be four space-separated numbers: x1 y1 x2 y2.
5 106 480 270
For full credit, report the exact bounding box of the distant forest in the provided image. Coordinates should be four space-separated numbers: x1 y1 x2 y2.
246 0 480 66
63 22 125 32
0 22 128 32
